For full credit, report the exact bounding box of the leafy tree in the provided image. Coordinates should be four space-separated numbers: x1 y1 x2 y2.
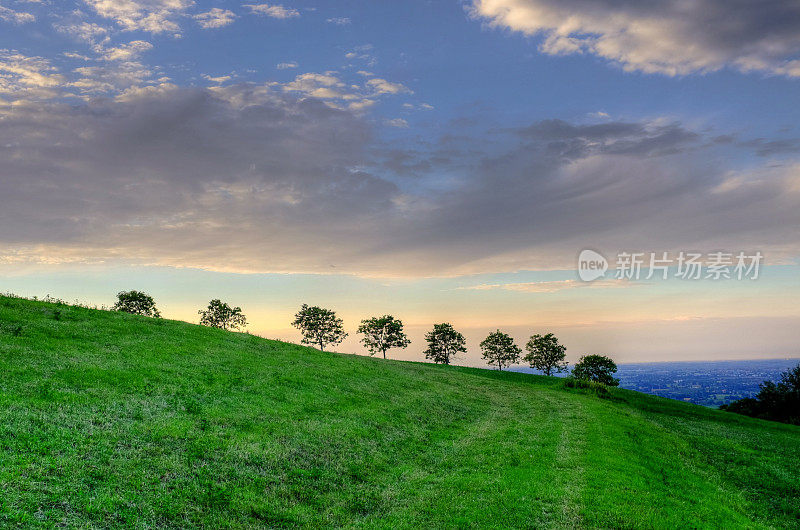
423 323 466 365
357 315 410 359
524 333 567 376
480 330 521 371
113 290 161 318
721 363 800 425
292 304 347 351
198 299 247 331
572 355 620 386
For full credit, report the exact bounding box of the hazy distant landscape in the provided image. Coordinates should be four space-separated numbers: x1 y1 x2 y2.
513 359 799 407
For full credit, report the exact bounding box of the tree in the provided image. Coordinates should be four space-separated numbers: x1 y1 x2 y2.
524 333 567 376
480 330 521 371
357 315 410 359
721 363 800 425
113 290 161 318
292 304 347 351
198 299 247 331
423 323 466 365
572 355 620 386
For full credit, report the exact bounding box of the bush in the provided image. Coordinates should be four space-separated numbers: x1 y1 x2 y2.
113 290 161 318
562 377 611 398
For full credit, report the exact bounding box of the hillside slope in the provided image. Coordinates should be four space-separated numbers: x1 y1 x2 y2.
0 295 798 528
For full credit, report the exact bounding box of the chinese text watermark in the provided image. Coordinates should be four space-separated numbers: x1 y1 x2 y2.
578 250 763 282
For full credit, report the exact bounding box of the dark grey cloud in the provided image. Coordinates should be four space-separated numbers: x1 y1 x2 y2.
1 86 799 276
471 0 800 77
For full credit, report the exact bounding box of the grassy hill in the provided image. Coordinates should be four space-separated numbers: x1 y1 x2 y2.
1 295 798 528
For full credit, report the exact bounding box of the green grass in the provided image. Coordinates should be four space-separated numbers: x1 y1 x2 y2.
1 295 798 528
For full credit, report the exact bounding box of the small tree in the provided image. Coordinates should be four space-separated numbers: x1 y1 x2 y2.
292 304 347 351
357 315 410 359
113 290 161 318
572 355 619 386
198 299 247 331
480 330 521 371
423 323 466 365
524 333 568 376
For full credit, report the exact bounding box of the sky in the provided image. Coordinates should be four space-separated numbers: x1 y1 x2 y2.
1 0 799 366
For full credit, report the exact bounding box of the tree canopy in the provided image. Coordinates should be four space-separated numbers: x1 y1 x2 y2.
480 330 522 371
113 290 161 318
721 363 800 425
423 323 466 365
572 355 619 386
198 299 247 331
292 304 347 351
357 315 410 359
524 333 567 376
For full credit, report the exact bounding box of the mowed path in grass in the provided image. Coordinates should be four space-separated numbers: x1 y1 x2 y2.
0 295 798 528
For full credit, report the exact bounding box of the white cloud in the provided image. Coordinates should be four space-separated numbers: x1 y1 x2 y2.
54 21 110 45
282 71 347 99
194 8 236 29
244 3 299 19
203 74 232 84
326 17 350 25
277 61 298 69
71 61 153 94
0 51 65 99
470 0 800 77
0 4 35 24
83 0 193 34
101 41 153 61
385 118 409 128
366 78 411 95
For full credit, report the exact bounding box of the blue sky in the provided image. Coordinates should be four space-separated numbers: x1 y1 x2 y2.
1 0 799 365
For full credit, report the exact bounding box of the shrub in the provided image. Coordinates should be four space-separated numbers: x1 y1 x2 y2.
562 377 611 398
113 290 161 318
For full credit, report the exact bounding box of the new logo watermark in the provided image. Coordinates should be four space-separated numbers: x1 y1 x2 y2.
577 250 763 282
578 249 608 282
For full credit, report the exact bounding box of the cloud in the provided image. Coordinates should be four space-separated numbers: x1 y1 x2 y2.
203 74 232 84
1 86 799 277
0 4 35 24
326 17 350 25
53 20 110 45
0 85 392 273
0 50 65 100
366 78 412 95
469 0 800 77
277 61 298 69
244 4 299 19
458 279 632 293
194 8 236 29
71 61 153 93
277 71 407 111
83 0 193 34
101 40 153 61
385 118 409 128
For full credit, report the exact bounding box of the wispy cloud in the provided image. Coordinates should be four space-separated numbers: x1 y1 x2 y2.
244 4 299 19
194 8 236 29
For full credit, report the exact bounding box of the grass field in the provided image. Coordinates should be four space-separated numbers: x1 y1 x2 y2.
1 295 799 528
